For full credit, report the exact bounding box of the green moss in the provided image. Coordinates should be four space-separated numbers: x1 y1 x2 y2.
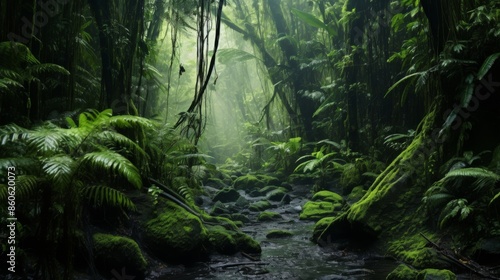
266 188 288 202
211 200 230 215
340 163 362 189
417 269 456 280
256 174 280 185
257 211 282 221
312 190 343 203
312 217 337 240
347 186 366 203
233 174 265 191
93 233 147 278
299 201 341 221
143 201 208 262
234 232 262 254
388 233 448 269
386 264 418 280
207 225 238 255
231 213 251 223
249 200 272 212
266 230 293 239
345 112 437 238
213 187 240 203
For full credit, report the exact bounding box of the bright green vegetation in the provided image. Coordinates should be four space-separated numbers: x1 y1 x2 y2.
1 0 500 279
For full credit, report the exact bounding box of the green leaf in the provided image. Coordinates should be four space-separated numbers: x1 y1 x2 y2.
385 71 424 97
477 52 500 80
217 48 259 65
43 155 76 188
81 185 136 211
81 151 142 189
291 8 336 36
445 167 500 181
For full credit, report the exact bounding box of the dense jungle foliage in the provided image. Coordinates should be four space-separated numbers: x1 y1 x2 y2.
1 0 500 279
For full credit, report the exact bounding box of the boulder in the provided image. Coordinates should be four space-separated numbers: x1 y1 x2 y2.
312 190 343 203
143 201 208 263
257 211 282 221
266 230 293 239
266 188 288 202
93 233 148 279
234 174 265 191
213 187 240 203
299 201 342 221
249 200 272 212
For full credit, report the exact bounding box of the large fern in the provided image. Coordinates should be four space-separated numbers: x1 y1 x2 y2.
81 185 136 211
80 151 142 189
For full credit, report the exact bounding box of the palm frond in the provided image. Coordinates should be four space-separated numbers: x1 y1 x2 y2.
105 115 153 130
444 167 500 181
0 124 28 145
15 175 43 199
42 155 76 188
80 151 142 189
81 185 136 211
0 157 40 174
24 127 79 155
90 130 148 161
28 63 70 76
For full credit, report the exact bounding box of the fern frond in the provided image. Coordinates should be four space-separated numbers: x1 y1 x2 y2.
42 155 76 188
172 177 193 203
0 157 40 174
81 185 136 211
477 52 500 80
24 127 80 154
0 77 24 91
80 151 142 189
28 63 70 76
91 130 148 160
490 191 500 206
0 124 28 145
105 115 153 130
15 175 43 199
444 167 500 181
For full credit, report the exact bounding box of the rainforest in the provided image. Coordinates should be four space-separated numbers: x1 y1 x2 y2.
1 0 500 279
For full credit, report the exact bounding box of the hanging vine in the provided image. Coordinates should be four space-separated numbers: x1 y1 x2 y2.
174 0 224 145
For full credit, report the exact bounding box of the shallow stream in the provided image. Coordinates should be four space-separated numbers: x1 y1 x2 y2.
152 185 399 280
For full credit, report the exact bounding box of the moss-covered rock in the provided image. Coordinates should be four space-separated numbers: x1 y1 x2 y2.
312 190 343 203
93 233 148 279
312 217 337 240
234 174 265 191
388 233 448 269
249 200 272 212
257 174 280 186
234 232 262 254
266 230 293 239
417 269 456 280
386 264 418 280
207 225 238 255
266 188 288 202
143 201 208 263
211 200 231 215
231 213 251 223
257 211 282 221
213 187 240 203
235 196 249 208
299 201 342 221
